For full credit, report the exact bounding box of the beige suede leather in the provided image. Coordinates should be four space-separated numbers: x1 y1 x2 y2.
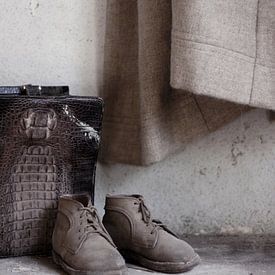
52 193 128 275
103 194 200 273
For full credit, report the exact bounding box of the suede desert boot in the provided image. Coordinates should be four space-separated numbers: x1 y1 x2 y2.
52 193 128 275
103 194 200 273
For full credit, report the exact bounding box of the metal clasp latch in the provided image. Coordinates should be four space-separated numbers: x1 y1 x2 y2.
21 84 42 96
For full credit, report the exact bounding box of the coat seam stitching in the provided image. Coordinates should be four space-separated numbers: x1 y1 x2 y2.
249 0 260 105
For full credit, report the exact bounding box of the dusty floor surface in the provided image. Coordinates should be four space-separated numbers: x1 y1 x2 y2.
0 237 274 275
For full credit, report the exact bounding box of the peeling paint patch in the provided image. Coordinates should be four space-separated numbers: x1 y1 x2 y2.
216 166 222 178
29 0 40 16
231 135 246 166
220 226 253 235
258 135 266 144
243 122 250 130
199 168 207 176
231 147 243 166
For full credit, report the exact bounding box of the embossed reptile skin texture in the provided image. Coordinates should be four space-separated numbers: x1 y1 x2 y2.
0 90 103 257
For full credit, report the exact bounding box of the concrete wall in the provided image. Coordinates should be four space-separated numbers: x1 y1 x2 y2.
96 109 275 235
0 0 106 96
1 0 275 235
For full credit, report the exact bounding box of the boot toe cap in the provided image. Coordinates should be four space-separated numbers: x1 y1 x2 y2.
173 240 199 263
66 238 127 273
85 246 126 272
152 231 200 264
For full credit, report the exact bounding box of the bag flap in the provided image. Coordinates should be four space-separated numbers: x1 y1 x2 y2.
0 85 69 96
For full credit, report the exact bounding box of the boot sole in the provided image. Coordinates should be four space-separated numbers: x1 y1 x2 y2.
52 250 128 275
120 250 200 273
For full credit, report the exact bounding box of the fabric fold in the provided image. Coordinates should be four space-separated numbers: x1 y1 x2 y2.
100 0 247 165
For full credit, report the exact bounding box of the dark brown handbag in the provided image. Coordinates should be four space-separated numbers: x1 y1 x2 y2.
0 85 103 257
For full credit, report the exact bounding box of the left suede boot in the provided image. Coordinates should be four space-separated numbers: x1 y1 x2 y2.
52 193 128 275
103 194 200 273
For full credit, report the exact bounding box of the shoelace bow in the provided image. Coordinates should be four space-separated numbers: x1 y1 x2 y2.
135 199 179 237
79 206 116 247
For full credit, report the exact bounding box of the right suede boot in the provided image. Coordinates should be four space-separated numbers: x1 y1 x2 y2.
103 194 200 273
52 193 128 275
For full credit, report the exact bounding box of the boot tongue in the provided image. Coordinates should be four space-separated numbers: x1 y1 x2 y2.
135 197 179 238
74 193 92 207
85 208 99 229
136 198 151 224
83 206 117 247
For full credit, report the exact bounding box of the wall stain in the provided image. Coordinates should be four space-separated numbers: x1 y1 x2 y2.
243 122 250 130
231 135 246 166
29 0 40 16
199 168 207 176
216 166 222 178
258 135 266 144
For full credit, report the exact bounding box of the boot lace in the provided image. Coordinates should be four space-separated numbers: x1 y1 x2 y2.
135 198 178 237
79 206 116 246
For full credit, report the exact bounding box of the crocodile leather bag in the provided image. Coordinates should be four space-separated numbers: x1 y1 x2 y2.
0 85 103 257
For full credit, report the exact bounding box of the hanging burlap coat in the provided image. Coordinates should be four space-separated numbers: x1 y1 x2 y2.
100 0 274 165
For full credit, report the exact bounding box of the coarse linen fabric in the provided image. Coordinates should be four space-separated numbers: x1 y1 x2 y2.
100 0 248 165
171 0 275 110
